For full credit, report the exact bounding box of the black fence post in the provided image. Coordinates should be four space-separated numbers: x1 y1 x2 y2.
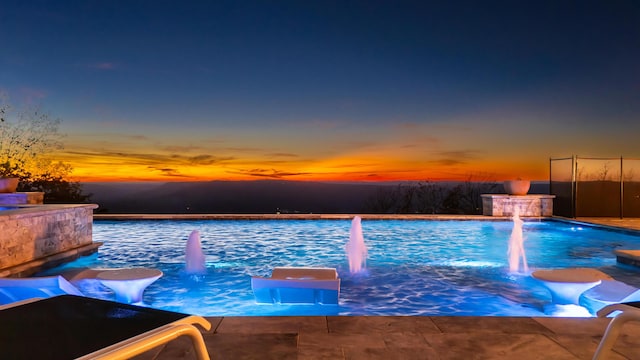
571 155 577 218
620 156 624 219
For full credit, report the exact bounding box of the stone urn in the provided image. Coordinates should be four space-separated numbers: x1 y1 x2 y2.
503 180 530 195
0 177 19 193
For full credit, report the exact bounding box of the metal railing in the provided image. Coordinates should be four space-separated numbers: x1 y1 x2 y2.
549 156 640 218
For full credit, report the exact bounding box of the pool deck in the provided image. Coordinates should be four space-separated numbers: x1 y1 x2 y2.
114 215 640 359
0 213 628 358
128 315 640 360
574 217 640 232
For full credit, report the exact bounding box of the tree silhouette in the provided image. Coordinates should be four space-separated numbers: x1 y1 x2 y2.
0 95 90 203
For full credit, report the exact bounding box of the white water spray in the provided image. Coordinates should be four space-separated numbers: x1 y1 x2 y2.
185 230 206 274
507 207 528 273
346 216 367 274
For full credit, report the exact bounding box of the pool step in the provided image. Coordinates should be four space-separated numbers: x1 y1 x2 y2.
615 249 640 267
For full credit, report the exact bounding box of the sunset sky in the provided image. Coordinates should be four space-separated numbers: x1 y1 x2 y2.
1 1 638 183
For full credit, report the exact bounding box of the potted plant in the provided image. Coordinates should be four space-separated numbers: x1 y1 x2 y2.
0 161 20 193
503 179 530 195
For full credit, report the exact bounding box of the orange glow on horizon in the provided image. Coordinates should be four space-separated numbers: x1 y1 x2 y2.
66 157 548 183
57 128 550 183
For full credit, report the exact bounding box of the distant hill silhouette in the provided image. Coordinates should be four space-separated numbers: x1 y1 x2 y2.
82 180 550 214
83 180 387 214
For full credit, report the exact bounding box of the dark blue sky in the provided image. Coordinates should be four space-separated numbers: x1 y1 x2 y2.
1 1 639 181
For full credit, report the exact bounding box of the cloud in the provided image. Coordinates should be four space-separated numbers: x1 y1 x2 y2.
228 168 311 179
183 154 234 165
224 146 265 153
430 149 483 166
267 152 299 158
162 145 203 153
146 166 192 178
87 62 117 70
331 162 375 169
431 158 466 166
62 148 239 175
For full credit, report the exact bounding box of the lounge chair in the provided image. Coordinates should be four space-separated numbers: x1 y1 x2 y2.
531 268 613 304
593 301 640 359
580 280 640 315
251 267 340 304
2 267 164 305
0 275 83 305
0 294 211 360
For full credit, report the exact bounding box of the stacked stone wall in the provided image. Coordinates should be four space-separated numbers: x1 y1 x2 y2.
0 204 99 276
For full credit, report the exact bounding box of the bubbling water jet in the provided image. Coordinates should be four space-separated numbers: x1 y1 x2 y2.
346 216 367 274
508 207 528 274
185 230 206 274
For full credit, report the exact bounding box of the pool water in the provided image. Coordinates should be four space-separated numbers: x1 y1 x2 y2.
41 219 640 317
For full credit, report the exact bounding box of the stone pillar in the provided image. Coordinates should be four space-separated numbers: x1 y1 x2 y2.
481 194 556 216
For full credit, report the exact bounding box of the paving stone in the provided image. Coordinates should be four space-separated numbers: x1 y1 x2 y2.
343 347 439 360
608 331 640 359
215 316 327 334
205 333 298 360
382 332 433 348
430 316 555 335
551 335 628 360
203 316 223 332
533 316 612 336
297 346 345 360
424 333 579 360
328 316 440 334
299 332 387 349
124 316 639 359
536 316 640 359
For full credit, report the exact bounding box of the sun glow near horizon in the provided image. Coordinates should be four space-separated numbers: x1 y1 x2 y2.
56 120 553 183
52 106 632 184
58 143 549 183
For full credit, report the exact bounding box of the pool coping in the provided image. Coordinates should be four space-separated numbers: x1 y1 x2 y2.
92 213 640 233
93 213 526 220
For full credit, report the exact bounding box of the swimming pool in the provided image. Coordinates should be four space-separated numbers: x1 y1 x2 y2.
41 219 640 317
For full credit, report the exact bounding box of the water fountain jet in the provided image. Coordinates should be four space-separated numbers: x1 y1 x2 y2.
346 216 367 274
507 207 528 274
185 230 206 275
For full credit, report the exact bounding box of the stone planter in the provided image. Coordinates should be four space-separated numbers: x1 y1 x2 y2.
0 177 19 193
503 180 530 195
